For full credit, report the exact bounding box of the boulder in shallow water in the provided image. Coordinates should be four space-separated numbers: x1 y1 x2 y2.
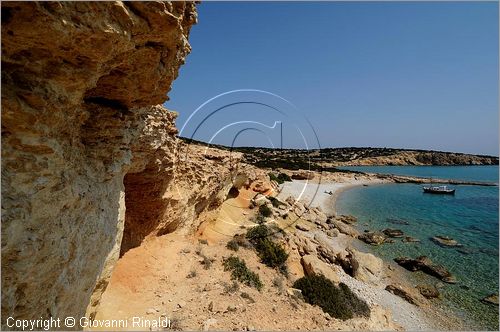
430 235 462 248
394 256 457 284
481 294 499 306
386 218 410 225
385 283 424 306
456 247 476 255
402 236 420 243
417 284 440 299
382 228 404 238
358 231 386 245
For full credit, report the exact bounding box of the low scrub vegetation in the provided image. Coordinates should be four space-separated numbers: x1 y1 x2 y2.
226 239 239 251
256 238 288 268
222 280 240 294
195 247 213 270
258 204 273 217
253 213 266 224
223 256 263 291
232 234 253 249
246 225 288 269
268 196 283 208
272 276 285 294
293 275 370 320
269 172 292 184
246 224 269 241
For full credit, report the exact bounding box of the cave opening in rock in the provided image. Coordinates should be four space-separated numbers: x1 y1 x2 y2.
226 186 240 200
120 168 173 256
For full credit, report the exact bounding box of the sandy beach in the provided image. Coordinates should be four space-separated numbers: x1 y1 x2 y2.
276 176 387 215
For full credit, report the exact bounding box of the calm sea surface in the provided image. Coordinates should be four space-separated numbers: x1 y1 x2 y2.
336 166 499 330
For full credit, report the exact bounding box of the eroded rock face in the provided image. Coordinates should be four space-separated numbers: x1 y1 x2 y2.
1 1 199 327
122 136 243 254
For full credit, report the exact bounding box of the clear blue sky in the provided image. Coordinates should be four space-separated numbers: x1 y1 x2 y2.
166 1 499 156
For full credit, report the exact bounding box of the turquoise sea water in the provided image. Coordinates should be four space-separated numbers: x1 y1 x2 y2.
336 166 499 330
340 165 499 183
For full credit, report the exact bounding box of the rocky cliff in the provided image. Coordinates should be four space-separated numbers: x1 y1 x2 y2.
1 1 241 327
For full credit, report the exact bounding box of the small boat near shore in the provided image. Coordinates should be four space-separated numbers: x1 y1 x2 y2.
422 185 456 195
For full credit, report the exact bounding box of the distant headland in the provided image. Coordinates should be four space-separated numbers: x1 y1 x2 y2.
180 138 499 170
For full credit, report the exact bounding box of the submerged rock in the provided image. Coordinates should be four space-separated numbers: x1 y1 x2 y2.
382 228 404 238
394 256 457 284
481 294 499 306
417 284 440 299
386 218 410 225
431 235 462 248
338 215 357 225
479 248 499 256
455 247 475 255
358 231 386 245
402 236 421 243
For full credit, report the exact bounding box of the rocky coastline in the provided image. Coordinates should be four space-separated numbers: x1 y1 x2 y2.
276 175 467 330
322 173 498 330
